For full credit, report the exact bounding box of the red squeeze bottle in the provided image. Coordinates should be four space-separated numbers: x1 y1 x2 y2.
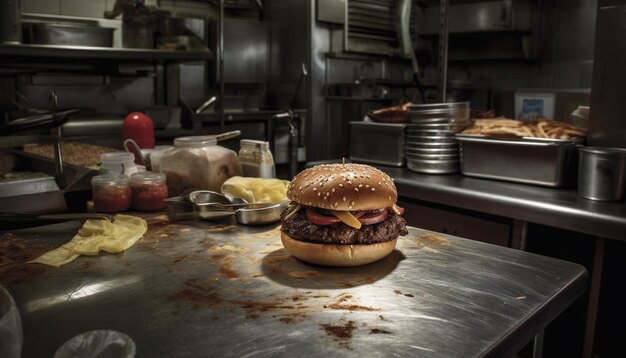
123 112 154 164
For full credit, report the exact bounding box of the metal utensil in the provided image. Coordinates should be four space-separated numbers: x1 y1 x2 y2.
195 96 217 114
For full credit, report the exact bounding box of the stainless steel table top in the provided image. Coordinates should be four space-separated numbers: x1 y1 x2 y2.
2 219 587 357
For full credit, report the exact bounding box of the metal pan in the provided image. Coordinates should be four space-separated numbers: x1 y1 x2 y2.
409 102 470 111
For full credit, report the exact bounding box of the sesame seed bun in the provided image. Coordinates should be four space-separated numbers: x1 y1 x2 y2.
286 163 397 211
281 232 397 267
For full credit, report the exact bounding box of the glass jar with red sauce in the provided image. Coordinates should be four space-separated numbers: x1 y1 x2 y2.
91 174 132 213
130 171 168 211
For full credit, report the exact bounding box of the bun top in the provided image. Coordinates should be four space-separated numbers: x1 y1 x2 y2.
286 163 397 211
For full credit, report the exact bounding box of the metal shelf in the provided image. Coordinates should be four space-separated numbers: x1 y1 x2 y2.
0 43 212 63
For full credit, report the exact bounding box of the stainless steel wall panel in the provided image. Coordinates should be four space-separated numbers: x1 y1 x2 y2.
210 19 269 84
589 3 626 147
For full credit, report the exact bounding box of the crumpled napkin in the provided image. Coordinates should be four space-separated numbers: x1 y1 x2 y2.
29 215 147 268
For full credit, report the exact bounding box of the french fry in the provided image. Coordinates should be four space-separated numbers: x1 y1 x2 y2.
462 117 587 140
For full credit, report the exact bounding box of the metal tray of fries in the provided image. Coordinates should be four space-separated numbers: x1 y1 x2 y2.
461 117 586 140
456 134 584 187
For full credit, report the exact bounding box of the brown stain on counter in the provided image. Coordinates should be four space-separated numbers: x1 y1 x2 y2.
168 279 312 322
0 233 52 284
320 320 356 350
370 328 392 334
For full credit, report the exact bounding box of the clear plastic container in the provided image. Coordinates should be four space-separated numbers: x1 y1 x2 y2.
146 145 174 172
92 174 132 213
130 171 168 211
238 139 275 178
99 152 140 177
54 330 136 358
158 136 242 196
0 285 22 358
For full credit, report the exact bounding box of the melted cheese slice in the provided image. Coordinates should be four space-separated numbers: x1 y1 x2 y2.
29 214 147 268
331 211 362 230
221 176 290 203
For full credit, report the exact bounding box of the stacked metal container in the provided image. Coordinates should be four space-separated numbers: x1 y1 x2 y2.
405 102 470 174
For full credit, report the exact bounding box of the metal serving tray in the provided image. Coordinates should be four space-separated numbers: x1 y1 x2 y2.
350 121 406 167
456 134 583 187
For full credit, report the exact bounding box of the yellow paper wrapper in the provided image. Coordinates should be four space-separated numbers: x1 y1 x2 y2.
29 214 147 268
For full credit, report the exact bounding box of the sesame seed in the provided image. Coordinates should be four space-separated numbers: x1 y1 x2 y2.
343 197 346 201
339 184 343 187
359 184 363 188
334 202 338 206
355 188 359 192
332 188 335 192
313 188 317 191
371 188 375 191
317 192 321 196
365 184 369 188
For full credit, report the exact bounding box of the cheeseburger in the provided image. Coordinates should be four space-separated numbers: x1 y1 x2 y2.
280 163 408 267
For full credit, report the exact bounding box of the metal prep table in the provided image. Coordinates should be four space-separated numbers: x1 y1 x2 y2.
1 219 587 357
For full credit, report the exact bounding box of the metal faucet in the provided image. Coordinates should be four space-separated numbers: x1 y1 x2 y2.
273 110 299 178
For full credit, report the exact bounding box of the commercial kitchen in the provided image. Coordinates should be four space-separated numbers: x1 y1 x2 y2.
0 1 623 357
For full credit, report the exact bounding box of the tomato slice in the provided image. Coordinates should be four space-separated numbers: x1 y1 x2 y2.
306 207 339 225
305 206 399 227
359 210 388 225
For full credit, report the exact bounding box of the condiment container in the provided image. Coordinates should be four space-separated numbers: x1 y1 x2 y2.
123 112 154 149
123 112 154 165
145 145 174 172
130 171 168 211
92 174 132 213
578 146 626 201
99 152 141 177
159 135 242 196
238 139 275 178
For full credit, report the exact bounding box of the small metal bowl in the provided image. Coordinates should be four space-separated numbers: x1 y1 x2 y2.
189 190 288 225
235 200 289 226
189 190 232 211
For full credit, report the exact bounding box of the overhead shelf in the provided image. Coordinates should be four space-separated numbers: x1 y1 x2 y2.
0 43 212 63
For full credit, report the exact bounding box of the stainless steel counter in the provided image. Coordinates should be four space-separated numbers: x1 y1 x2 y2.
2 219 587 357
382 168 626 241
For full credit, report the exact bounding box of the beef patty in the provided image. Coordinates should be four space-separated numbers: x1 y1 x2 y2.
280 209 408 245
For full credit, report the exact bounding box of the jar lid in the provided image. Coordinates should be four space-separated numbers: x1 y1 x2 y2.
100 152 135 164
92 174 130 186
130 171 166 184
174 136 217 147
240 139 270 151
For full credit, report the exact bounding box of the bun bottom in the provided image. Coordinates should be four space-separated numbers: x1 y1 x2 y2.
280 232 398 267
